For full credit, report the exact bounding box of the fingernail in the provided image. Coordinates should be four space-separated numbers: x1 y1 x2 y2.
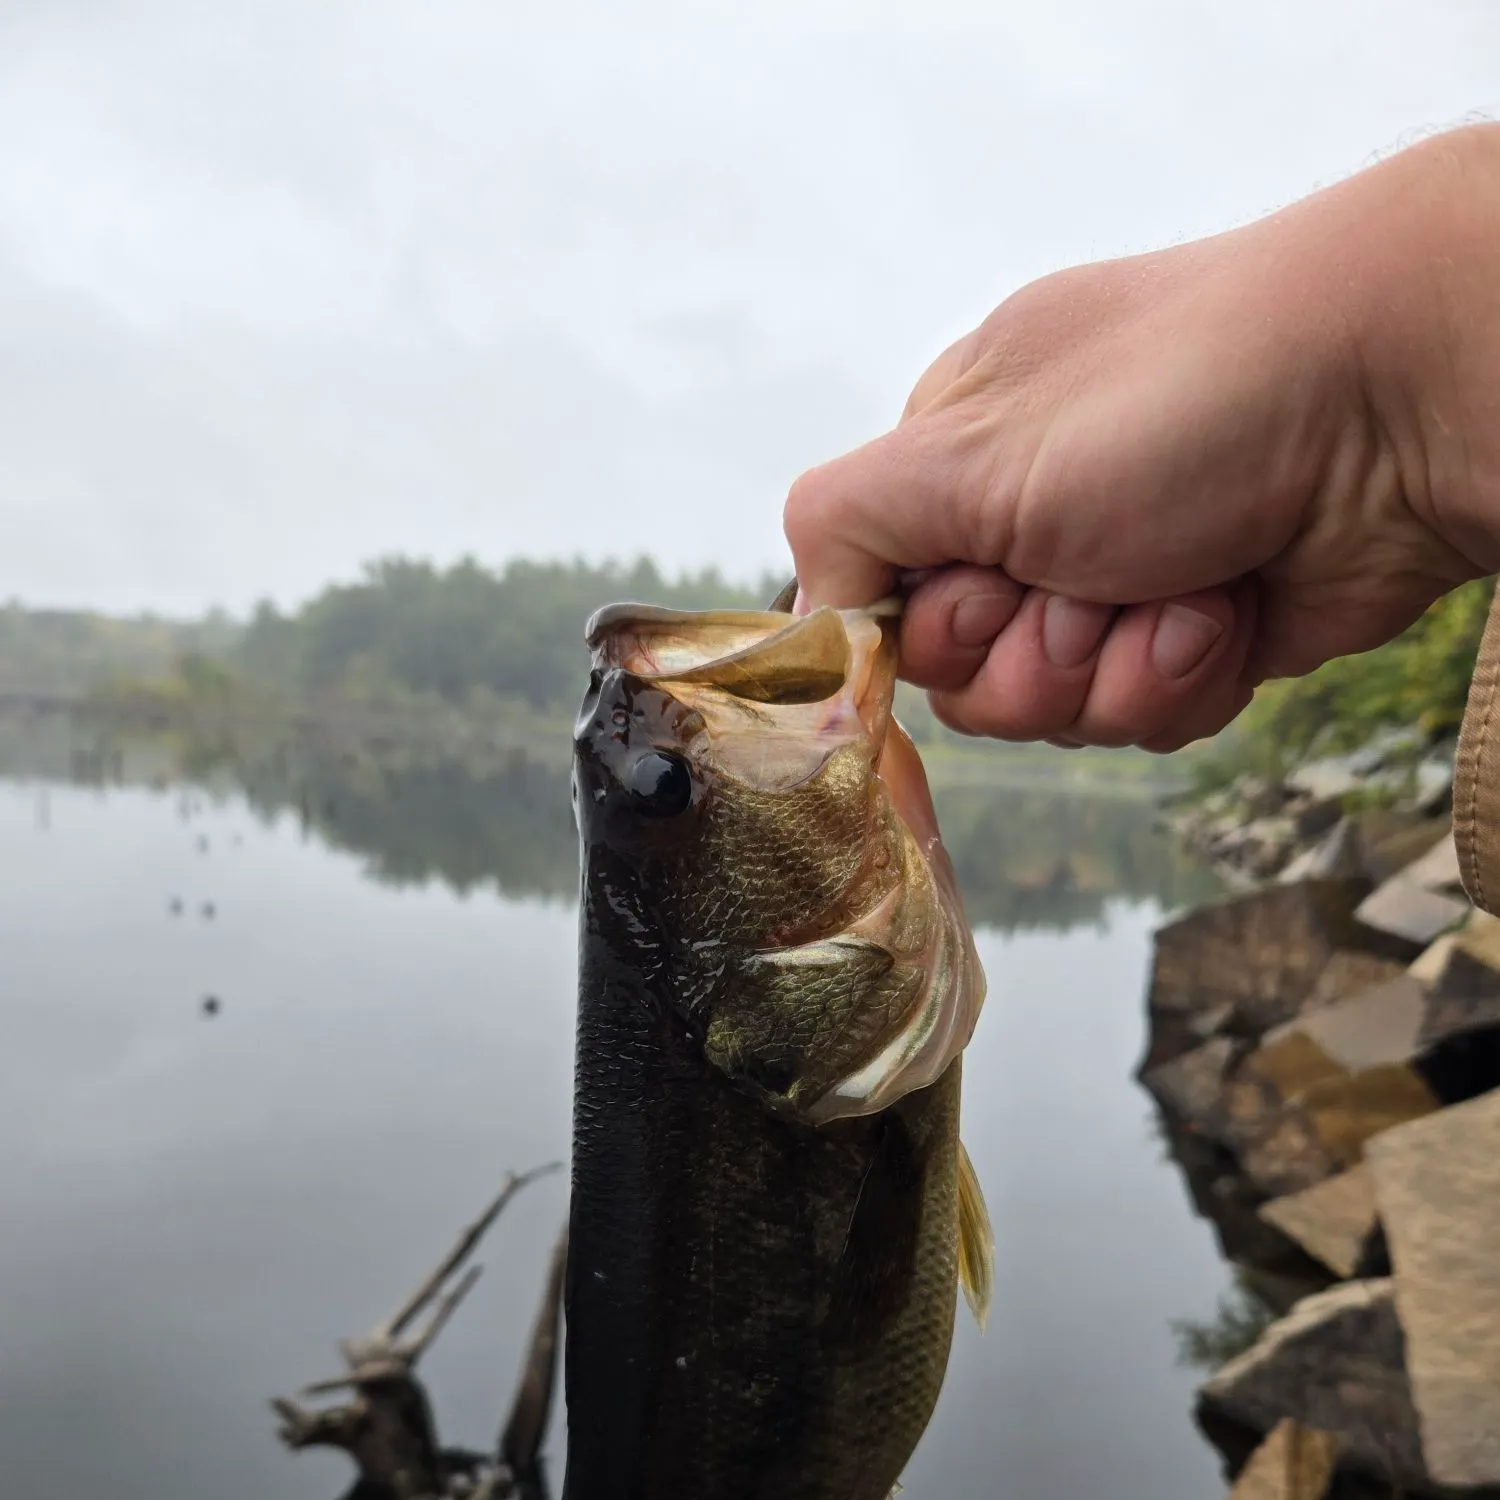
1151 603 1223 679
1042 595 1115 668
951 585 1020 648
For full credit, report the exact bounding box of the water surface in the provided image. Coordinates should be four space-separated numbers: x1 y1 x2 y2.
0 716 1232 1498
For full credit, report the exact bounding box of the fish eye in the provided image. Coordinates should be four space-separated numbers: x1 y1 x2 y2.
625 750 694 818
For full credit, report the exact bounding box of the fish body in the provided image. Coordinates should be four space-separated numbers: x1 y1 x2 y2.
564 597 991 1500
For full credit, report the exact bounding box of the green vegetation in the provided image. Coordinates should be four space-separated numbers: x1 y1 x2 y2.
0 602 237 696
2 556 1188 788
1185 577 1494 792
1170 1269 1277 1372
8 561 1490 794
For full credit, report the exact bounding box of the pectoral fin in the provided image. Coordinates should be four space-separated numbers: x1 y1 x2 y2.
704 937 900 1106
823 1114 924 1352
957 1139 995 1331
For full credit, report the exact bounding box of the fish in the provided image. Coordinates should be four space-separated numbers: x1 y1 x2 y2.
563 583 993 1500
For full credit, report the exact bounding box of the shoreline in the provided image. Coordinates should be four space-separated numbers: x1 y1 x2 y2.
1144 731 1500 1497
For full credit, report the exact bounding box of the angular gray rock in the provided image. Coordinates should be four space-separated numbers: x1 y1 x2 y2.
1354 877 1469 948
1278 819 1367 885
1198 1279 1425 1489
1142 880 1409 1076
1366 1089 1500 1489
1222 978 1440 1195
1257 1167 1378 1279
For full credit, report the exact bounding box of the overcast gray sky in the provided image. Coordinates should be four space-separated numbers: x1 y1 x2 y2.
0 1 1495 617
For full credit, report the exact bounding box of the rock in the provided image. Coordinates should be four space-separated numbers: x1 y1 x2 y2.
1278 820 1367 885
1289 796 1346 843
1411 926 1500 1104
1241 776 1291 820
1358 810 1454 885
1198 1279 1426 1489
1299 951 1410 1013
1158 1113 1335 1275
1421 939 1500 1047
1262 976 1427 1072
1366 1089 1500 1489
1228 1419 1341 1500
1143 881 1410 1076
1414 753 1456 816
1223 978 1440 1194
1402 832 1462 893
1286 760 1364 802
1257 1167 1379 1279
1141 1036 1236 1126
1353 876 1468 948
1408 931 1460 986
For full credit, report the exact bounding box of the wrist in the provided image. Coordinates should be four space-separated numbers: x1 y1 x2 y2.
1346 125 1500 572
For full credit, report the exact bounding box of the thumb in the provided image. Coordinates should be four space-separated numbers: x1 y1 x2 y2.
783 400 1021 610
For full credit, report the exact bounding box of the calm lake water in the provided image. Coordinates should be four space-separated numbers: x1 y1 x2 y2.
0 714 1233 1498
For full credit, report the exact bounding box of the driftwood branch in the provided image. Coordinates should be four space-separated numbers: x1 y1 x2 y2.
270 1164 564 1500
501 1224 568 1474
380 1163 561 1349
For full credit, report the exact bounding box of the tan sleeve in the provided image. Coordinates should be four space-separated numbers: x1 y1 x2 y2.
1455 583 1500 914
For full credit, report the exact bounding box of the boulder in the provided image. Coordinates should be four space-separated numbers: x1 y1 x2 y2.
1414 752 1456 816
1402 832 1463 893
1409 923 1500 1105
1299 951 1410 1014
1358 810 1455 885
1143 881 1410 1076
1408 931 1460 986
1420 924 1500 1048
1140 1036 1236 1128
1228 1419 1341 1500
1354 877 1469 949
1257 1167 1380 1280
1198 1279 1426 1489
1278 820 1367 885
1366 1089 1500 1489
1223 978 1440 1195
1289 795 1346 843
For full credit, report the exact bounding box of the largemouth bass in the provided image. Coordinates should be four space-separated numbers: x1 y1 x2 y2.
564 586 993 1500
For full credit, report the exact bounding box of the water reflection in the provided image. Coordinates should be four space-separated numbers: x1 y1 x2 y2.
0 707 1233 1499
0 708 1216 934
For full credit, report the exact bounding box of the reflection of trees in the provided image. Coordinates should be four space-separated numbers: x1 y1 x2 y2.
6 710 1217 934
936 786 1220 933
1171 1268 1277 1373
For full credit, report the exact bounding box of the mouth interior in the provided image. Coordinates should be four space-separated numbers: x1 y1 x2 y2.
591 606 853 707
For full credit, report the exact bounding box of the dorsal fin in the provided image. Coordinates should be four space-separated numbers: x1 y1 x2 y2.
957 1139 995 1330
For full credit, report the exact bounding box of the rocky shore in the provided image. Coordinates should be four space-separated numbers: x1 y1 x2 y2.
1146 745 1500 1496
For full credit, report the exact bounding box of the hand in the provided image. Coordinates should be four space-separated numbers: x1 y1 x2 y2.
784 125 1500 750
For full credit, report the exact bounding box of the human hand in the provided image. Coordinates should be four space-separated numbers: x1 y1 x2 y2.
784 125 1500 750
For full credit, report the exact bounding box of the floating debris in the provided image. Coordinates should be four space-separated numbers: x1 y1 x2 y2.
201 901 216 920
201 996 221 1017
169 897 183 916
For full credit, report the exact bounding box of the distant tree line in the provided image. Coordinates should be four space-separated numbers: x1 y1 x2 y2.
6 558 1491 779
234 555 783 714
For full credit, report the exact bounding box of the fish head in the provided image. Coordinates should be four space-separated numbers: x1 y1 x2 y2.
574 597 983 1121
573 601 898 943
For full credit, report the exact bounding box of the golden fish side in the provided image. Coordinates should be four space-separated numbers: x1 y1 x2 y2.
563 597 992 1500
